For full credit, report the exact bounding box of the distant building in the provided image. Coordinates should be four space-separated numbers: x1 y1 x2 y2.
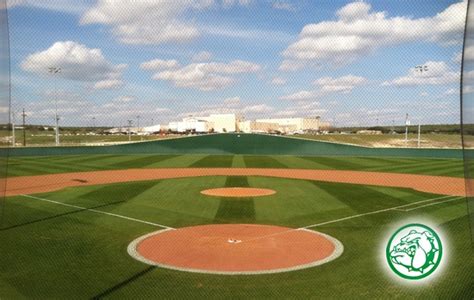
106 113 329 137
168 118 209 133
238 120 280 133
141 125 161 134
243 117 328 133
356 130 382 135
201 114 236 133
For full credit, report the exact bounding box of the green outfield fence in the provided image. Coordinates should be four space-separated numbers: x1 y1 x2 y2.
1 133 466 158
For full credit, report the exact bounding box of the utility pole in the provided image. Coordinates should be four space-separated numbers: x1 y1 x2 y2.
127 119 133 142
21 108 26 146
92 117 96 128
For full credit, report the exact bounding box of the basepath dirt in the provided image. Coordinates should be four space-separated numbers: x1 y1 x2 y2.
5 168 467 197
201 187 276 197
128 224 343 274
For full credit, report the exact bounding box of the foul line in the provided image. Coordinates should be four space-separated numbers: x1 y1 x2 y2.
19 194 174 230
241 194 462 244
302 194 458 229
400 196 463 212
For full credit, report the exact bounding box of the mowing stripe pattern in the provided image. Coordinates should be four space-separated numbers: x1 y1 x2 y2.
214 176 256 223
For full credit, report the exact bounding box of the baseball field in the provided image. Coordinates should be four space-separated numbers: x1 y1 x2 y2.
0 133 472 298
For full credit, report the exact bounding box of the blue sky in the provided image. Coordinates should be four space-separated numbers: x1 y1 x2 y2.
6 0 470 127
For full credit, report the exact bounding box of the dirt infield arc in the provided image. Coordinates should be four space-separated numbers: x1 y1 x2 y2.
5 168 466 197
127 224 344 275
201 187 276 197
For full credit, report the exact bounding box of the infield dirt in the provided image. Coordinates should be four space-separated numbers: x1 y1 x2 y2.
5 168 467 196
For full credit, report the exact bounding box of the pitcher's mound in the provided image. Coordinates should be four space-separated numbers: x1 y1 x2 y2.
201 187 276 198
128 224 343 275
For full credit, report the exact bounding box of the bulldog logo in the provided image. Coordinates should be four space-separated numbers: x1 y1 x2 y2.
386 224 442 280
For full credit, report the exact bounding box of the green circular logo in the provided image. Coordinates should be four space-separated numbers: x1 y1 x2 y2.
386 223 442 280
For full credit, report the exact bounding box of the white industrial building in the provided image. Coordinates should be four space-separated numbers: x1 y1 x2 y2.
241 117 327 133
105 124 162 135
201 114 237 133
141 125 161 134
169 118 209 133
106 113 328 136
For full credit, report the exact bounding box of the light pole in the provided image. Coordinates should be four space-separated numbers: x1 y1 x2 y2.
48 67 61 146
417 124 421 148
11 110 15 147
404 113 409 146
127 119 133 141
21 108 27 146
136 115 140 133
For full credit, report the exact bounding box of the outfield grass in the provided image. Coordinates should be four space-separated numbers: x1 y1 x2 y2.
6 154 465 177
293 133 463 148
0 129 178 147
0 176 471 298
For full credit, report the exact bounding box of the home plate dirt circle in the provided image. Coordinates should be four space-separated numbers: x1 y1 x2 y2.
200 187 276 198
127 224 344 275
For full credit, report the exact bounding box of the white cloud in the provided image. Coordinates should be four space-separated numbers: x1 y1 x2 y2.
15 92 173 126
313 75 366 93
280 90 316 101
94 79 124 90
242 104 273 113
4 0 89 14
453 46 474 64
281 74 366 101
81 0 251 45
223 96 241 107
420 91 429 97
145 59 261 91
453 52 462 64
281 1 467 69
2 0 24 9
202 25 293 43
465 70 474 79
192 51 213 62
271 77 286 85
21 41 126 88
464 46 474 61
140 59 180 71
444 88 457 95
278 59 305 72
223 0 251 8
272 1 296 11
275 101 326 118
383 61 459 86
274 110 298 117
464 85 474 94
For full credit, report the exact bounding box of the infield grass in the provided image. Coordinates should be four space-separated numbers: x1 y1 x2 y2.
0 175 471 298
6 154 464 177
